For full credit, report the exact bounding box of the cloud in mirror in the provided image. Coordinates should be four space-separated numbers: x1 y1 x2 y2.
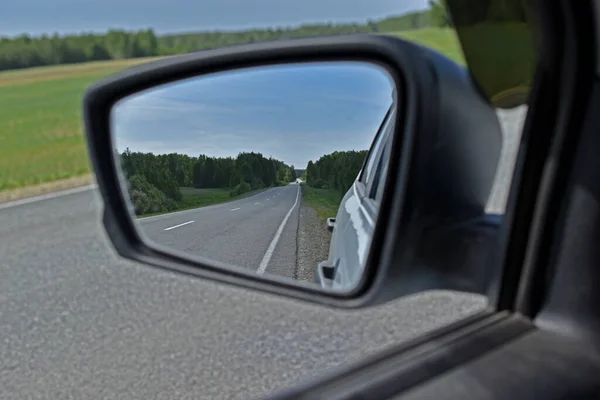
111 61 396 293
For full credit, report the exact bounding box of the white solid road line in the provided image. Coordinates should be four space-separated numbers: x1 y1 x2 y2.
164 220 194 231
257 185 300 275
230 207 241 211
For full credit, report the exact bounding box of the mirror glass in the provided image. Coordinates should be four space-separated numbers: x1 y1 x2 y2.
111 61 397 293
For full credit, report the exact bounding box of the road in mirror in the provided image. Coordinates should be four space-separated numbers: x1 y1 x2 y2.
111 61 396 293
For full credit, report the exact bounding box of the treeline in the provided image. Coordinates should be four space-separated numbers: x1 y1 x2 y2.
0 8 441 72
120 148 296 215
305 150 368 196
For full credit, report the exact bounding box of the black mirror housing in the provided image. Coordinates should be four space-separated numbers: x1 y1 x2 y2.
83 34 502 309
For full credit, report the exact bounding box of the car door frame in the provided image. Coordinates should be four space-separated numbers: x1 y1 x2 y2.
362 107 396 219
355 105 396 225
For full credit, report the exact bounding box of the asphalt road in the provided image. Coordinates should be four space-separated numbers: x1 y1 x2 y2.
0 106 524 399
137 184 301 279
0 188 486 400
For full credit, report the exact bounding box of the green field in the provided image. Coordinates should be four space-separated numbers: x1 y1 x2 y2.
0 57 158 192
0 29 462 195
138 186 270 218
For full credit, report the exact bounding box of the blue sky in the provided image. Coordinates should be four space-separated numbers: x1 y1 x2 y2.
112 61 394 168
1 0 429 36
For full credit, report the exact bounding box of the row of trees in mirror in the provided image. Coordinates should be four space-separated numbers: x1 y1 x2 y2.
119 148 367 217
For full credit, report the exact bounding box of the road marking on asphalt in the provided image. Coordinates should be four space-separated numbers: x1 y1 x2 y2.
257 184 300 275
254 202 260 205
230 207 241 211
138 189 268 222
267 198 270 201
164 220 194 231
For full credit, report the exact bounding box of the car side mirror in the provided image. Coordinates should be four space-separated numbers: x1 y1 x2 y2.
83 34 503 309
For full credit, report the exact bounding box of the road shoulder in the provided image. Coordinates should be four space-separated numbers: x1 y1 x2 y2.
0 174 95 204
295 200 332 284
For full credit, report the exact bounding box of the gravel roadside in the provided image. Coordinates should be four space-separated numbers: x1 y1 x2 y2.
295 200 332 284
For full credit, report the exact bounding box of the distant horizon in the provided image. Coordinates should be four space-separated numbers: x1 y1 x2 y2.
0 10 429 39
1 0 429 37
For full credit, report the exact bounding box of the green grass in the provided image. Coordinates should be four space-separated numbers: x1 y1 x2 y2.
301 185 343 221
0 57 158 192
0 57 161 88
0 28 466 193
137 186 270 218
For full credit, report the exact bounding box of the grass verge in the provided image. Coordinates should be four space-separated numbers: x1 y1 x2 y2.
301 185 342 221
0 174 95 204
0 58 162 194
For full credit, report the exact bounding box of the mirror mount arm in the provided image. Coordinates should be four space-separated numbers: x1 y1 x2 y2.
316 261 336 290
326 218 336 232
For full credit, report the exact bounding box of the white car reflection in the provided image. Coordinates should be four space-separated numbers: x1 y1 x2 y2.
316 104 396 291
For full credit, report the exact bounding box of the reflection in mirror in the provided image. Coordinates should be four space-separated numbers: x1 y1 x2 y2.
111 61 397 293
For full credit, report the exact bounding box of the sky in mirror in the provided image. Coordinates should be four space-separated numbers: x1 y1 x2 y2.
112 62 394 168
2 0 429 36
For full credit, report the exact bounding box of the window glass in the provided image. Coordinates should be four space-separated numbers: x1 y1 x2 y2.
0 1 539 399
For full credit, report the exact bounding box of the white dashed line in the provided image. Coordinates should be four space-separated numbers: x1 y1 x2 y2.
230 207 241 211
254 202 260 205
164 221 194 231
